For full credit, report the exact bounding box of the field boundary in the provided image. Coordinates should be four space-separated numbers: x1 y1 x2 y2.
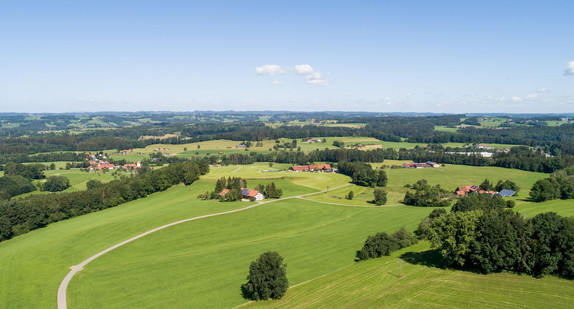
57 184 351 309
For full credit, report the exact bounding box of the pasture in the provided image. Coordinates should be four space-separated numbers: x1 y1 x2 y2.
0 162 569 308
244 242 574 309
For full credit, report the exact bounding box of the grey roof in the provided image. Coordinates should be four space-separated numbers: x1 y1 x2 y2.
498 189 516 197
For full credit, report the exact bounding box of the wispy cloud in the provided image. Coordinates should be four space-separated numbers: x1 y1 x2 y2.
257 64 330 86
565 61 574 75
294 64 329 86
255 64 288 76
537 88 549 93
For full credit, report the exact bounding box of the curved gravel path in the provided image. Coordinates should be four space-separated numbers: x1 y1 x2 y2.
57 184 351 309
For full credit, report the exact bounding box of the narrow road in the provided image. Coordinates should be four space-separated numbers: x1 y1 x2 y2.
57 184 351 309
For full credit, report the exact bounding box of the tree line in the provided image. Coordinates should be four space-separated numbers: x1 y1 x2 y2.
0 160 209 242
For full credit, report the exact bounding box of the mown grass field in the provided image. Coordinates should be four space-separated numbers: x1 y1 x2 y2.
305 163 548 207
0 162 570 308
68 198 434 308
0 184 249 308
244 242 574 309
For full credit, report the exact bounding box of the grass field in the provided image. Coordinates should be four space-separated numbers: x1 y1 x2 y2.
68 198 434 308
0 162 570 308
244 242 574 309
305 164 548 207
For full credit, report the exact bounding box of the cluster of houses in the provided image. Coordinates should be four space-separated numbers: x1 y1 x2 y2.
154 147 171 151
218 188 264 201
473 144 494 150
289 164 333 172
402 162 440 168
303 137 322 143
455 184 516 197
85 152 141 171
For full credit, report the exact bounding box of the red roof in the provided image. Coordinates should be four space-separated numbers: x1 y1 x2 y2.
290 166 310 171
218 189 230 196
309 164 331 170
244 189 260 197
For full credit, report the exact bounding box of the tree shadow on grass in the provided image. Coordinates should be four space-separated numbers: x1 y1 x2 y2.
399 249 445 269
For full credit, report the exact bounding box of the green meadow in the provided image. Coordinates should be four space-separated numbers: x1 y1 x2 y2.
0 162 570 308
305 164 548 207
244 242 574 309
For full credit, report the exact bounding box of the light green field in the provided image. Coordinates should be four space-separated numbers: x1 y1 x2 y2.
0 162 569 308
244 241 574 309
434 125 458 132
305 164 548 207
0 184 249 308
68 198 433 308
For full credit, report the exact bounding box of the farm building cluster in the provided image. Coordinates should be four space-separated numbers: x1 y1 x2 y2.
289 164 333 172
455 184 516 197
85 152 141 171
218 188 264 201
402 162 440 168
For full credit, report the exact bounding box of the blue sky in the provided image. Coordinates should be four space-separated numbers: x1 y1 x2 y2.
0 0 573 113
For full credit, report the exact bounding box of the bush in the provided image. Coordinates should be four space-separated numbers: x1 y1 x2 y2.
357 227 417 261
241 251 288 301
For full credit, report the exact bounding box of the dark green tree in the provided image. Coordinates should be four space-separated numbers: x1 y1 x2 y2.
41 176 70 192
241 251 288 301
346 190 354 200
373 188 387 206
479 179 492 191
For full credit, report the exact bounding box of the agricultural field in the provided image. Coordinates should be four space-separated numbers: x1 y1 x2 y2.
0 161 571 308
244 242 574 309
305 163 548 207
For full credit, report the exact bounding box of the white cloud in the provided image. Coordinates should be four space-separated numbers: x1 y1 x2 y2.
304 72 329 86
525 94 538 99
294 64 315 75
255 64 288 76
271 80 282 86
565 61 574 75
511 96 523 102
537 88 548 93
294 64 330 86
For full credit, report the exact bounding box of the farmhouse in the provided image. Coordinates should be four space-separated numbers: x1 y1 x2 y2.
474 144 493 150
242 188 264 201
455 185 496 196
402 161 440 168
289 164 332 172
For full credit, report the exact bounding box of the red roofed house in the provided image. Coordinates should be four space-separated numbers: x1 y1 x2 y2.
241 188 264 201
218 189 230 197
455 185 495 196
309 164 331 171
290 166 310 172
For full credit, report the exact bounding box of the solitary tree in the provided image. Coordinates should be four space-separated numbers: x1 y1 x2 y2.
241 251 288 301
373 188 387 206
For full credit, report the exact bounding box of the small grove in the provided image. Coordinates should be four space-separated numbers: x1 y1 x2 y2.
423 204 574 278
